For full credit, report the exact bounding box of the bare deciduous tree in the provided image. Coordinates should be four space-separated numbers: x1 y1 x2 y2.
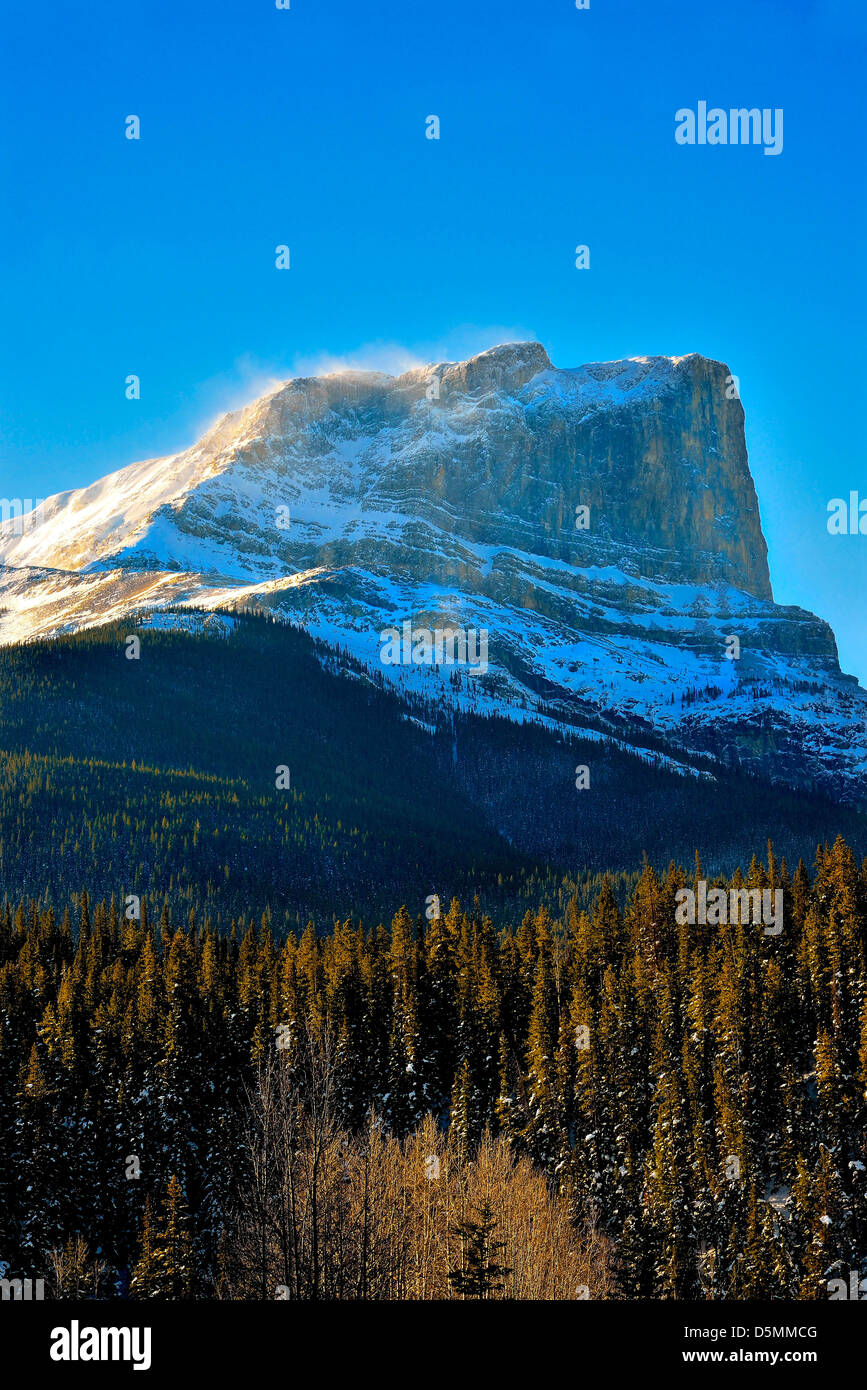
218 1026 615 1301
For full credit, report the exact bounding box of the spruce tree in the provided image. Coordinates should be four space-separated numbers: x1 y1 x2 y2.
448 1201 511 1298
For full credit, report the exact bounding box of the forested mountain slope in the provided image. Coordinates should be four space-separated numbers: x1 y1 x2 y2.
0 615 864 929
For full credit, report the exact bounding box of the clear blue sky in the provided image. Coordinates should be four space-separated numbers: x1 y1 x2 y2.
2 0 866 681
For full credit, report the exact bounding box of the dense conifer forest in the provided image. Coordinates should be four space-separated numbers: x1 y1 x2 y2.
1 836 866 1299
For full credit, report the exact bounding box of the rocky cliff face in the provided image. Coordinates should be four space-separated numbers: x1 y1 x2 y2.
0 342 863 801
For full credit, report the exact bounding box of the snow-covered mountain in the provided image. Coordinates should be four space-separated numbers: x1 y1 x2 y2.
2 341 865 803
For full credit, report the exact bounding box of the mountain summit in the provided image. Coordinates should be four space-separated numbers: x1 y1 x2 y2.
1 342 864 801
1 343 769 597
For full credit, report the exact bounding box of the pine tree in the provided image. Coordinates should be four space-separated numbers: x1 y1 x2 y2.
130 1176 194 1299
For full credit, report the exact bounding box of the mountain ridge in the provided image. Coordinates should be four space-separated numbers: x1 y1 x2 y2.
1 343 769 591
1 341 864 805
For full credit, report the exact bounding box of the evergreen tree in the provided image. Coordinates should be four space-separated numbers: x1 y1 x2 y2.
448 1201 512 1298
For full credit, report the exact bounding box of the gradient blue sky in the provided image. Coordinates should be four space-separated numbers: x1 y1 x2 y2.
2 0 866 680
